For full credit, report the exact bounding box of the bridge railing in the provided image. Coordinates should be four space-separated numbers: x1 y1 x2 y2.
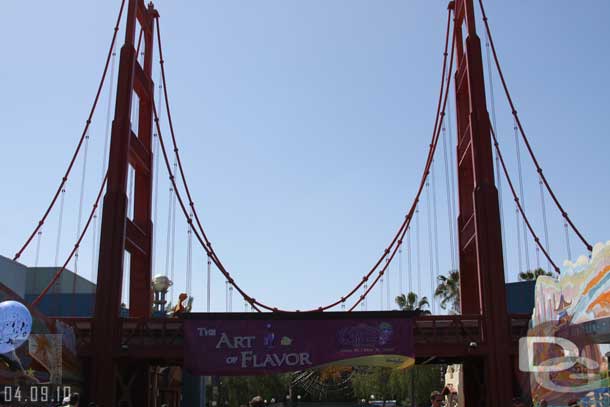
413 314 484 345
57 314 531 359
57 317 185 355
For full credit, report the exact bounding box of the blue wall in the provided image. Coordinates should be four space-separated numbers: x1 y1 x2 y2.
505 281 536 314
25 293 95 317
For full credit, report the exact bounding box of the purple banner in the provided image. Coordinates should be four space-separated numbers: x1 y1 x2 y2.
184 312 414 375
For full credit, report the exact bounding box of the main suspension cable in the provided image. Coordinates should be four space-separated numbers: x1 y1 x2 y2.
154 7 454 312
152 103 261 312
349 17 456 312
31 173 109 307
13 0 126 262
478 0 592 252
490 127 560 273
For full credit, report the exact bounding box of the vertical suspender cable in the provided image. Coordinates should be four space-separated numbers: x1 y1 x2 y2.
539 177 551 272
484 29 508 279
442 119 456 272
386 258 390 310
361 285 365 310
229 285 233 312
380 275 384 310
54 188 66 267
407 227 412 293
165 186 174 302
514 117 531 272
398 245 403 297
363 282 368 311
478 0 592 253
426 180 434 313
170 161 178 297
72 130 91 313
431 160 440 310
152 72 162 276
74 134 90 257
416 208 421 296
490 127 560 272
187 214 193 297
34 231 42 296
207 254 212 312
92 48 117 281
446 92 459 268
13 0 126 264
225 280 229 312
515 206 523 279
34 231 42 267
564 222 572 261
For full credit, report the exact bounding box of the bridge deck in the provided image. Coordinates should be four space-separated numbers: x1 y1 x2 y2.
58 314 531 364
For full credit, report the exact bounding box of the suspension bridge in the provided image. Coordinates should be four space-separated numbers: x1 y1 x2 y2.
1 0 604 406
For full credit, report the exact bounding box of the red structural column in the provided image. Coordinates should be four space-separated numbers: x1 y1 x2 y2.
91 0 158 405
452 0 512 405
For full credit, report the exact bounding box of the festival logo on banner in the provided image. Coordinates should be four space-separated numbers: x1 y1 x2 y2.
184 313 414 375
522 241 610 406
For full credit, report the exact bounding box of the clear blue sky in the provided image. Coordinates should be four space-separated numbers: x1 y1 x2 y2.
0 1 608 313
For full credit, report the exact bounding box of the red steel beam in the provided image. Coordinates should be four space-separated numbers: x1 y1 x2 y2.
452 0 513 405
91 0 158 405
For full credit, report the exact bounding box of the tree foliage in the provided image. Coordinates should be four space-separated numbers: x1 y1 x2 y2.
395 292 430 314
210 365 444 407
434 270 460 313
518 268 553 281
351 366 443 406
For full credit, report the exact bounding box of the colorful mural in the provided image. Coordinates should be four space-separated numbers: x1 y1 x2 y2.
528 241 610 406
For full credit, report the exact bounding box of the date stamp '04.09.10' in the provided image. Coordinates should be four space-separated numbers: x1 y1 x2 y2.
1 385 72 405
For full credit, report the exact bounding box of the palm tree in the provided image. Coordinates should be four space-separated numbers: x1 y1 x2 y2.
395 292 431 314
518 268 554 281
435 270 460 314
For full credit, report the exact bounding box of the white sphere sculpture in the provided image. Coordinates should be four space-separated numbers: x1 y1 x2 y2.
0 300 32 354
152 275 173 292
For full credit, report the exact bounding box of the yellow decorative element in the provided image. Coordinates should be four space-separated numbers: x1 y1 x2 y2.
319 354 414 370
26 367 36 377
319 366 353 381
280 336 292 346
